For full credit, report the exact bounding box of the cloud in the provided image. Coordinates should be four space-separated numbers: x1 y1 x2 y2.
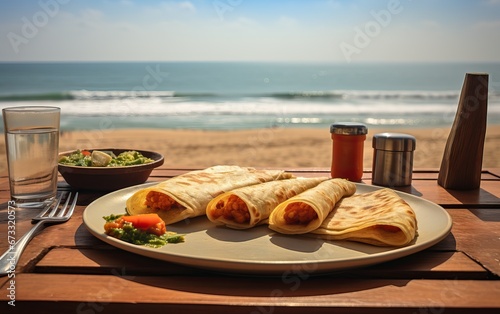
1 0 499 62
160 1 196 14
179 1 196 12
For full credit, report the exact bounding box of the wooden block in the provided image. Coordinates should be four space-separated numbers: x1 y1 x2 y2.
438 73 488 190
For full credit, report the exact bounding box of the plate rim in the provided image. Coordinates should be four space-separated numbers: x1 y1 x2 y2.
83 181 453 275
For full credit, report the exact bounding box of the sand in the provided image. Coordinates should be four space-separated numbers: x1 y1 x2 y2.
1 126 499 173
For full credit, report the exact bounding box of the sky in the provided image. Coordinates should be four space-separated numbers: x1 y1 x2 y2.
1 0 500 63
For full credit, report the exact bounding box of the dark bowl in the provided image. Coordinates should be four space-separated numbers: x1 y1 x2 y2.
58 148 164 191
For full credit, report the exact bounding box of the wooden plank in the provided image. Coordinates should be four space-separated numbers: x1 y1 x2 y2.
1 274 500 313
36 247 205 276
35 248 488 279
390 181 500 207
432 209 500 276
3 168 500 186
489 168 500 178
354 251 489 279
150 168 500 180
364 170 499 181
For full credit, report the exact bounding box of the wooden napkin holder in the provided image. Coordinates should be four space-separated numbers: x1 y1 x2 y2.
438 73 488 190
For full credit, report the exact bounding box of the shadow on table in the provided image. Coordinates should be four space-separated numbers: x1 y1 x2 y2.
468 208 500 222
128 272 412 298
446 187 500 215
74 221 458 299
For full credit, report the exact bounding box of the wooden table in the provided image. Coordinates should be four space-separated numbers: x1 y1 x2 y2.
1 168 499 313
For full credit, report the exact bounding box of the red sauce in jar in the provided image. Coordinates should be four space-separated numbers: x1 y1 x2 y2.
330 123 367 182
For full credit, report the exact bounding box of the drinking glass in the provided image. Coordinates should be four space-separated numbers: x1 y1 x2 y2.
2 106 60 206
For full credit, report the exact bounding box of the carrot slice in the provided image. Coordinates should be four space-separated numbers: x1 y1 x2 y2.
122 213 164 230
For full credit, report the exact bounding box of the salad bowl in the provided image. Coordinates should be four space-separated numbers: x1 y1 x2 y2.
58 148 164 191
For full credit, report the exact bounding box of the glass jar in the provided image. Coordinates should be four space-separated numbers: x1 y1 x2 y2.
330 122 367 182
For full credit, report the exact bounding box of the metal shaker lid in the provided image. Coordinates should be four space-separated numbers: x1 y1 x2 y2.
372 133 416 151
330 122 368 135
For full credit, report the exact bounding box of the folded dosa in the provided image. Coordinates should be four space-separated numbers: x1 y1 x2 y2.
126 165 293 225
311 188 418 246
268 179 356 234
207 177 329 229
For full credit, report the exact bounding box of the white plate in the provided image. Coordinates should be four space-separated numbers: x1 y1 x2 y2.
83 182 452 275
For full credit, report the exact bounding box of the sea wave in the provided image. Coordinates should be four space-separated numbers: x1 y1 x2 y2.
0 90 218 101
3 89 499 102
267 90 464 100
2 98 499 117
0 92 75 101
1 89 499 131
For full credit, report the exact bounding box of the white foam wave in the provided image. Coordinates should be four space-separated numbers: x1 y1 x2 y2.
64 89 479 101
3 97 498 117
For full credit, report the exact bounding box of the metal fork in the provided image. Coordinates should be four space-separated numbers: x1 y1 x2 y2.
0 191 78 276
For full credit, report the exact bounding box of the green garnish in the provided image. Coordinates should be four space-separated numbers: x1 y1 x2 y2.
103 214 184 248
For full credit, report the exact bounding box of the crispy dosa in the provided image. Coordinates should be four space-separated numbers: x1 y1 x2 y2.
268 178 356 234
126 165 293 225
311 188 418 246
207 177 329 229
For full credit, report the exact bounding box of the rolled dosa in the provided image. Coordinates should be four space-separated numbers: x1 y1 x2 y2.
126 165 294 225
268 179 356 234
311 188 418 246
207 177 329 229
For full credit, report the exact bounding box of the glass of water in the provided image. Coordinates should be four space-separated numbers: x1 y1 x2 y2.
2 106 60 207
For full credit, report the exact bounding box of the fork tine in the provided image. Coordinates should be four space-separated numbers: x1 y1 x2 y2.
64 192 78 218
35 203 55 219
47 191 67 218
56 192 72 218
35 195 61 219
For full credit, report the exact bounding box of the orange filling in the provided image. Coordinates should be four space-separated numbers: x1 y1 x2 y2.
212 195 250 224
283 202 317 225
145 191 178 211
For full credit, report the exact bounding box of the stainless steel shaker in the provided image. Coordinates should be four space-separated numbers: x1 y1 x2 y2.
372 133 416 187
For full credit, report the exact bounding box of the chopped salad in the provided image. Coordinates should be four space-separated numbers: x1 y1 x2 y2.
59 149 154 167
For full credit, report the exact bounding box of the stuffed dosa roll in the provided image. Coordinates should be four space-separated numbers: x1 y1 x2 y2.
207 177 328 229
310 188 418 246
268 178 356 234
126 165 294 225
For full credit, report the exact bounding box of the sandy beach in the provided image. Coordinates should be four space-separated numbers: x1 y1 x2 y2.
2 125 498 174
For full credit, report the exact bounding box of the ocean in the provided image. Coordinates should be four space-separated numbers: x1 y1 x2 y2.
1 62 499 131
